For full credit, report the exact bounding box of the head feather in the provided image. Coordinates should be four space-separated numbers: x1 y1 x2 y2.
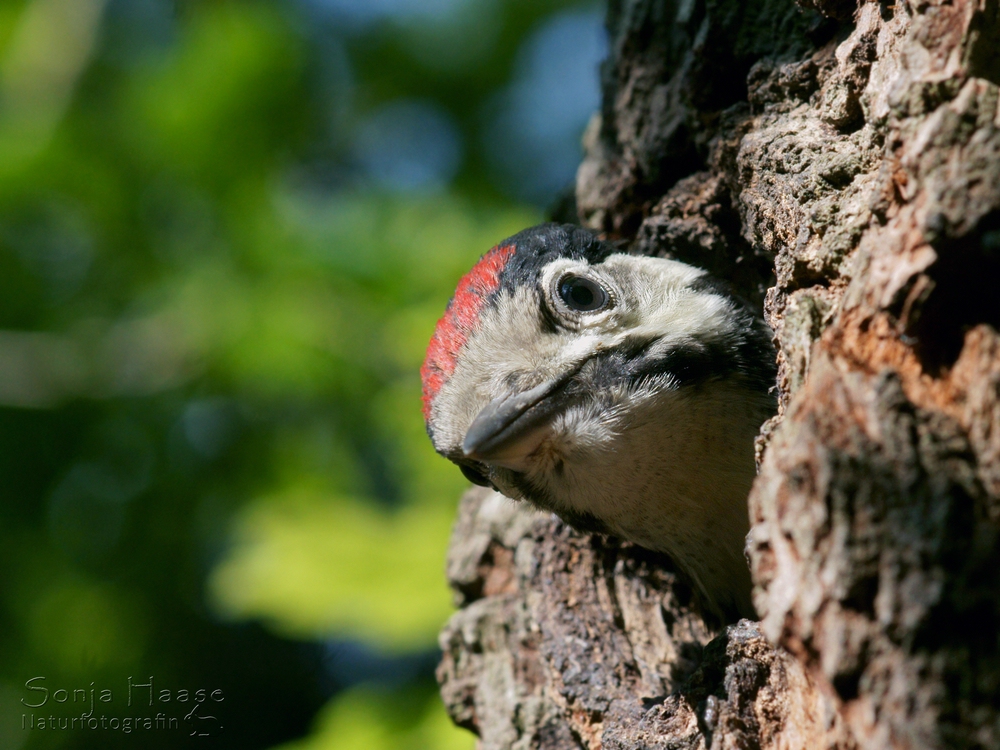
421 244 516 421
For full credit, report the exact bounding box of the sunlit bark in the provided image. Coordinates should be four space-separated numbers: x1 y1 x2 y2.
439 1 1000 746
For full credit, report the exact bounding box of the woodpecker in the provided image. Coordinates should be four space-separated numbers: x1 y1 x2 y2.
421 223 775 620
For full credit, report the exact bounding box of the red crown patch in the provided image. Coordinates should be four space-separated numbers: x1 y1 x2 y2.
421 244 515 421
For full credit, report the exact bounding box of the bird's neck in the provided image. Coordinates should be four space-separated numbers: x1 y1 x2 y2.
531 378 770 619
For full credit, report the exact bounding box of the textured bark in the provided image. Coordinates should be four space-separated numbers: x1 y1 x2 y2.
439 1 1000 747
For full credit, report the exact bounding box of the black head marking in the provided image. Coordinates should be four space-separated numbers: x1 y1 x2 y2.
495 223 615 296
460 463 492 488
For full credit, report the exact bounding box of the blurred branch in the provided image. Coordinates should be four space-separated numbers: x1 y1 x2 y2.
0 315 200 407
0 0 108 169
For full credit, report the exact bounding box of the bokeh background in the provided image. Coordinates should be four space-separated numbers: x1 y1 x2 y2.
0 0 605 748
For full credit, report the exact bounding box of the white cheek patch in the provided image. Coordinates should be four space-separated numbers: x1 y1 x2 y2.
562 332 601 360
476 288 577 384
640 294 734 358
598 255 737 354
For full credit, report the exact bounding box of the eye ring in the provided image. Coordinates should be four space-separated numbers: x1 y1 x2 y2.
557 275 609 313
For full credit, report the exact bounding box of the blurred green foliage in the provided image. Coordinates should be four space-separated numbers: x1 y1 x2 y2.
0 0 600 748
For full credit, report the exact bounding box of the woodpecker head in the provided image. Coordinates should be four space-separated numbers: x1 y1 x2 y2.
421 223 775 619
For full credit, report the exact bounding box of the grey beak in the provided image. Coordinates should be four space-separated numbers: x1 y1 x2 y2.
462 377 567 461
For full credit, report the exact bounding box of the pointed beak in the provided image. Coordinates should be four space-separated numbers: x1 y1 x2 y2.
462 367 579 465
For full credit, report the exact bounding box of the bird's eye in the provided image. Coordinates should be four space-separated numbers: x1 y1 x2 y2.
460 463 492 487
558 275 608 312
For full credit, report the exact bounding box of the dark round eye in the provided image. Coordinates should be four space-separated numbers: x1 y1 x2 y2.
460 463 492 488
558 275 609 312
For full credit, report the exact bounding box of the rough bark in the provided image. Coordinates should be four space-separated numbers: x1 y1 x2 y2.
438 1 1000 748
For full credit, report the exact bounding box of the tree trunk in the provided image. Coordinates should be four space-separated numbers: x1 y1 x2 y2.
437 1 1000 748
